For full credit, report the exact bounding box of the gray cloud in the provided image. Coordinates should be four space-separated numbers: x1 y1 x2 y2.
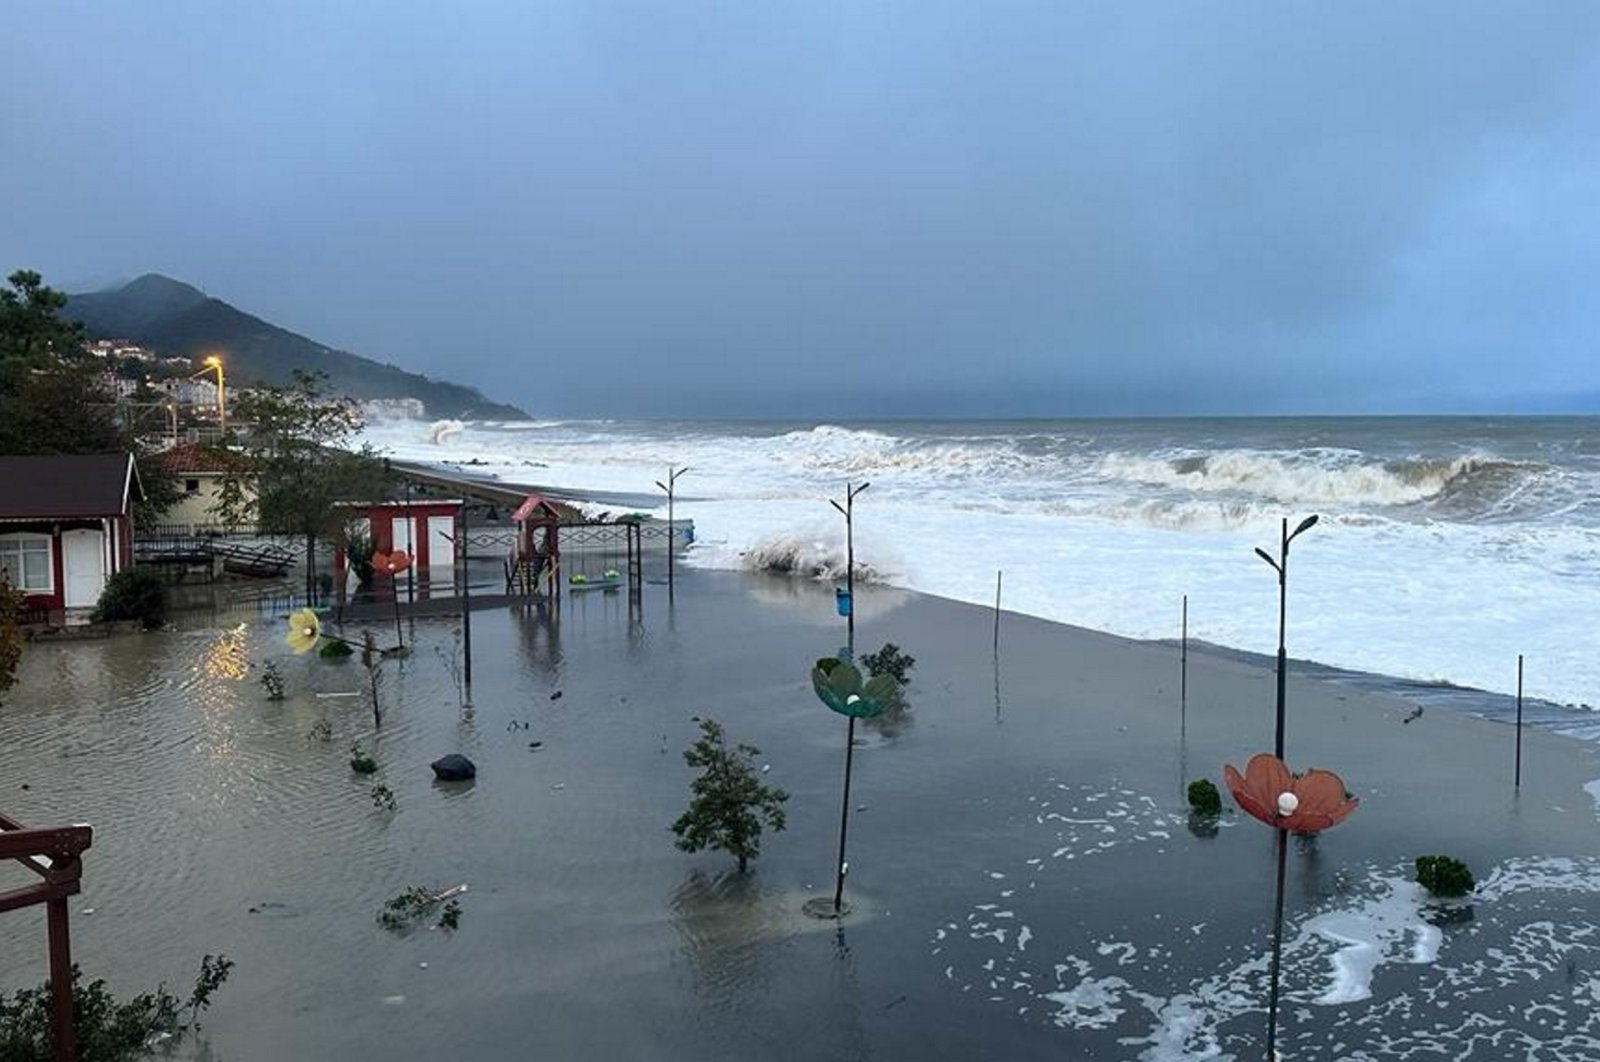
2 2 1596 417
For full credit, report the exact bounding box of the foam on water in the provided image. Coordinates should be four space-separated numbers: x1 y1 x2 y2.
926 774 1600 1060
361 415 1600 708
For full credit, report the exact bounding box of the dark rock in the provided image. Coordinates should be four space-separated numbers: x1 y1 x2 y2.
431 754 477 781
550 691 563 701
528 741 543 749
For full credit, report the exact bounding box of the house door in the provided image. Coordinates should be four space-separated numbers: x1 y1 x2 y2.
427 516 456 571
61 529 105 608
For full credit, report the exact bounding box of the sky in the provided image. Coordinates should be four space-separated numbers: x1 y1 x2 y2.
2 2 1597 418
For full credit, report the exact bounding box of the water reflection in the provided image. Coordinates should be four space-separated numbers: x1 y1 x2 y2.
512 602 563 679
669 869 779 1004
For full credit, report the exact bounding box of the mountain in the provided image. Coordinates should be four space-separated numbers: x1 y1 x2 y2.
66 274 528 420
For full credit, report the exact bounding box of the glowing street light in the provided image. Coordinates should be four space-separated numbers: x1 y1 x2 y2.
198 355 225 430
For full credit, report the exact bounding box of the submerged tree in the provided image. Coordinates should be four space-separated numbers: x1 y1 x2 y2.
670 717 789 873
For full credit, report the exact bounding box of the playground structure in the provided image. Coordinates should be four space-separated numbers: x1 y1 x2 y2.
503 493 650 599
1 809 94 1062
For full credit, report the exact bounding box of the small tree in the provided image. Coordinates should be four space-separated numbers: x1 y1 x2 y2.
670 717 788 873
216 370 388 600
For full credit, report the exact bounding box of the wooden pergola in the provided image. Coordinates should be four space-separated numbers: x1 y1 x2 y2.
0 810 93 1062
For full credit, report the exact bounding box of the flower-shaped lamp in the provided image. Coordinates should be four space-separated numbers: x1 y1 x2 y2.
372 550 414 576
286 608 322 654
811 657 896 719
1223 753 1358 833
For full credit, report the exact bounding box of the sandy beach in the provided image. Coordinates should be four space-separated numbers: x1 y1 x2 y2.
4 569 1600 1060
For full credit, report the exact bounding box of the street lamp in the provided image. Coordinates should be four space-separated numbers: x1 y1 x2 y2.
826 480 869 916
192 355 226 430
828 481 870 646
1254 514 1318 759
655 466 689 594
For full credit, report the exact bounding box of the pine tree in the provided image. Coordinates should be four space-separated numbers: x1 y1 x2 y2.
670 717 788 873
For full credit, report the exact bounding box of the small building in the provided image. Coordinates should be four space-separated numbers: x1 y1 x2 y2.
153 442 245 533
334 499 464 586
0 454 144 613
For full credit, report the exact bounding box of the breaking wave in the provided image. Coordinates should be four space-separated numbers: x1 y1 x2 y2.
1097 449 1540 513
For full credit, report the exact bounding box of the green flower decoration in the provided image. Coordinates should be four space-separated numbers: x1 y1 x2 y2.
811 656 897 719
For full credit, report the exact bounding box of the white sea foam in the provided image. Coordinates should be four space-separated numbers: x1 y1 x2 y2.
359 415 1600 708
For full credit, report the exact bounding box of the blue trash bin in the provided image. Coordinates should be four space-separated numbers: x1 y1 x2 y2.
835 587 852 617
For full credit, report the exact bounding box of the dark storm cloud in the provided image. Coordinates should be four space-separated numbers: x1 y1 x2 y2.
2 2 1596 417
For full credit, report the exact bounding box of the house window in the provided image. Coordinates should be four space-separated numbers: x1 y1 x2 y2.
0 533 53 593
185 478 201 494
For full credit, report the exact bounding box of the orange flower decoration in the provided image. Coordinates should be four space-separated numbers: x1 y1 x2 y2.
371 550 414 576
1223 753 1358 833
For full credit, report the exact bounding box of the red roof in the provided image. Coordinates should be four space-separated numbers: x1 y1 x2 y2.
0 454 142 520
159 442 245 474
511 493 562 522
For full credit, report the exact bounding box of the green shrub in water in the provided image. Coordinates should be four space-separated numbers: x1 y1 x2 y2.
1415 855 1475 898
319 638 353 660
350 744 378 774
0 955 231 1061
861 642 916 686
1187 778 1222 816
90 569 167 629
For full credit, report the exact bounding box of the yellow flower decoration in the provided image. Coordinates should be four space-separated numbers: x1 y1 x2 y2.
286 608 322 654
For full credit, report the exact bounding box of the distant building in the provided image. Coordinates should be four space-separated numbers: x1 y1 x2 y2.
0 454 143 615
152 443 248 532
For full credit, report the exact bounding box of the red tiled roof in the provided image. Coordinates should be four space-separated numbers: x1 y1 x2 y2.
159 442 245 474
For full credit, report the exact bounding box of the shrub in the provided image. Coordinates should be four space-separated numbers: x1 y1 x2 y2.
1187 778 1222 816
350 745 378 774
90 569 167 629
0 570 22 702
1415 855 1475 898
319 639 353 660
861 643 916 686
670 717 788 873
0 955 231 1061
378 886 463 931
259 660 286 700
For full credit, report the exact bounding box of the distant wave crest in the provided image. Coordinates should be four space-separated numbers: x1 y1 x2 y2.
1097 449 1541 511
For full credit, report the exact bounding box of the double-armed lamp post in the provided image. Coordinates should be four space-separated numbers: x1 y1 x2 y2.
1254 514 1318 759
655 466 689 594
827 480 870 915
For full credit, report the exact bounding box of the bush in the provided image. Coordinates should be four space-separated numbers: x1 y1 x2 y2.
0 570 22 701
90 569 167 629
670 717 788 873
0 955 231 1061
1187 779 1222 816
861 643 916 686
1415 855 1475 898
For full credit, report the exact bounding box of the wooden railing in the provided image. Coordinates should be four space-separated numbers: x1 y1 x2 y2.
0 810 94 1062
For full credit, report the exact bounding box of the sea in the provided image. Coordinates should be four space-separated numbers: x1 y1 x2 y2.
361 415 1600 721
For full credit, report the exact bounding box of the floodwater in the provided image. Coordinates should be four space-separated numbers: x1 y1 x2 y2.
4 570 1600 1060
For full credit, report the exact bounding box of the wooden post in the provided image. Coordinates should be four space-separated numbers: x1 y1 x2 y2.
47 897 75 1062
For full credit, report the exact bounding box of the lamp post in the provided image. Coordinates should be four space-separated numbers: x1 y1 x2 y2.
1254 514 1318 760
201 355 225 430
827 480 869 915
655 466 689 595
